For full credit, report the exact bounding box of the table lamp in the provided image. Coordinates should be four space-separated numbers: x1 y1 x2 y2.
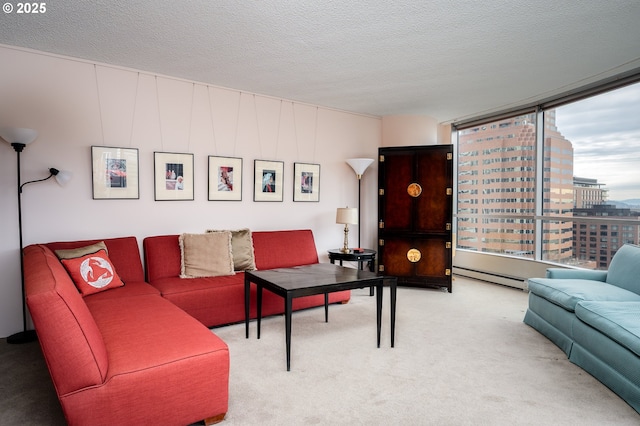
336 207 358 253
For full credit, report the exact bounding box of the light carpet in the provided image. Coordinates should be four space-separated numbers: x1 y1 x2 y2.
213 278 639 425
1 277 639 425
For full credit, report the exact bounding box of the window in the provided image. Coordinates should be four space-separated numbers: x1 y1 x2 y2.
457 115 536 257
456 81 640 269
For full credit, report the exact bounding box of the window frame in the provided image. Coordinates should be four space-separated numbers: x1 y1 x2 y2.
452 68 640 267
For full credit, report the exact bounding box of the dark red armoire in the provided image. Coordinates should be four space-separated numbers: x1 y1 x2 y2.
377 145 454 292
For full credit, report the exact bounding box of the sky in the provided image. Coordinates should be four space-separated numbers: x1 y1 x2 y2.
555 82 640 202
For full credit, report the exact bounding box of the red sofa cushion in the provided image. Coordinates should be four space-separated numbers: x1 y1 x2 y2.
80 295 228 425
84 294 228 381
152 273 349 327
144 234 183 281
252 229 319 269
84 280 160 300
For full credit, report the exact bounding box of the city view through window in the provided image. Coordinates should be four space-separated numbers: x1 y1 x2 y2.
457 82 640 269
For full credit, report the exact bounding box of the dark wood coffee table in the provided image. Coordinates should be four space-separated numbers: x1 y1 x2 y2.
244 263 396 371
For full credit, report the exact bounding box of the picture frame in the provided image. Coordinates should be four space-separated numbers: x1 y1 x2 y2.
208 155 243 201
154 152 194 201
91 146 140 200
293 162 320 202
254 159 284 202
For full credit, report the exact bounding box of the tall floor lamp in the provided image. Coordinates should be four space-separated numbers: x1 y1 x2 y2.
346 158 374 249
1 127 72 344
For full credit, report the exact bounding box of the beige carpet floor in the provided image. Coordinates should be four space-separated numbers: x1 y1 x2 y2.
1 277 639 425
213 278 639 425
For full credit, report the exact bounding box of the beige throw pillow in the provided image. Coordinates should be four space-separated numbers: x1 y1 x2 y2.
206 228 257 271
179 232 235 278
54 241 108 260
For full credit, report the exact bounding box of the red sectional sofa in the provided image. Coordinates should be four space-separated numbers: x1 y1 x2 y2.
24 237 229 426
23 229 349 425
143 229 351 327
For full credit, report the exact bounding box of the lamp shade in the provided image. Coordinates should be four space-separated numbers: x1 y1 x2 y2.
0 127 38 145
51 168 73 186
336 207 358 225
346 158 374 178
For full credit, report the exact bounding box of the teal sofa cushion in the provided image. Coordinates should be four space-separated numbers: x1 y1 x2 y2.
575 301 640 357
546 268 607 281
606 244 640 295
527 277 640 312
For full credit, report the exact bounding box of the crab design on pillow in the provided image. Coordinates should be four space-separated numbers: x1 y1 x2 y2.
81 256 115 288
61 249 124 296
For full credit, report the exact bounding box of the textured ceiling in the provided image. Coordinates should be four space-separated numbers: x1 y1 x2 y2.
1 1 640 122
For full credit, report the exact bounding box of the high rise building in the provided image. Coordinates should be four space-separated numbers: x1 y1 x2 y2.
457 110 574 262
542 110 574 263
574 177 608 208
572 204 640 269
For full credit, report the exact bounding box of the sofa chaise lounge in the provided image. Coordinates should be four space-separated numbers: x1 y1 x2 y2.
523 243 640 413
24 236 229 426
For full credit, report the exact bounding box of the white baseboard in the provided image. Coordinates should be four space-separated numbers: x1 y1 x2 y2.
453 266 528 290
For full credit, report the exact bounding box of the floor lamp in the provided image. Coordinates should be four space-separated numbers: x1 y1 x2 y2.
1 127 72 344
346 158 374 249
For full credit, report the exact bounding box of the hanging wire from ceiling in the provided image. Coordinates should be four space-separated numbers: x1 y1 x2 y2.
154 76 164 151
93 64 105 146
232 91 242 157
207 85 218 155
128 72 140 148
186 82 195 152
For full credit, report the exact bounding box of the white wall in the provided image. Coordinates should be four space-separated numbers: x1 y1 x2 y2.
382 115 437 147
0 45 384 337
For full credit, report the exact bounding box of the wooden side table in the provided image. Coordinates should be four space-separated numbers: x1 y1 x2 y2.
328 249 376 296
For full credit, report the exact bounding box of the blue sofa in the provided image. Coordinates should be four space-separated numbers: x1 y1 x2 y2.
523 243 640 413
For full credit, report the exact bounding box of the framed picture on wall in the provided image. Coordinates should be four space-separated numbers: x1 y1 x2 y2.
254 159 284 202
208 155 243 201
154 152 194 201
293 162 320 202
91 146 140 200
